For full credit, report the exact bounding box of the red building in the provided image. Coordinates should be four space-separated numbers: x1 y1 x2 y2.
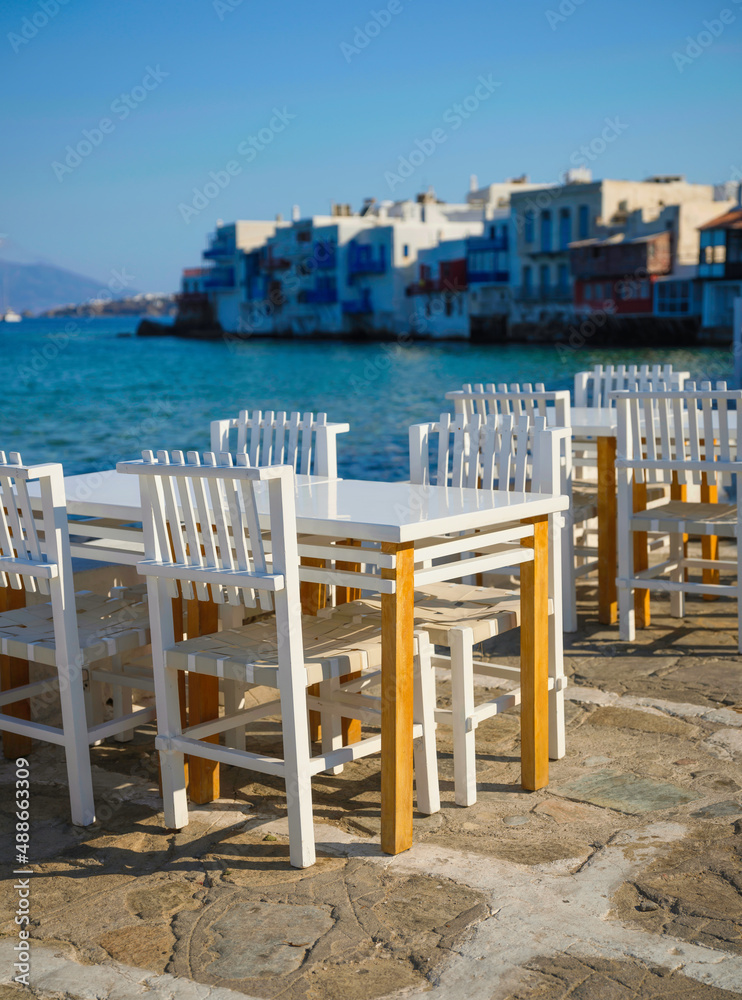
570 230 673 315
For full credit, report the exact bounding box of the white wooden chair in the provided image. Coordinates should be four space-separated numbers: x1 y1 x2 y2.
411 413 567 804
444 383 590 632
209 410 349 479
333 413 568 806
574 364 690 408
118 450 439 868
571 365 691 483
615 382 742 651
0 454 153 825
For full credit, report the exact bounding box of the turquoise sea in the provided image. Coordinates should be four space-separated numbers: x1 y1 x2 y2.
0 317 734 482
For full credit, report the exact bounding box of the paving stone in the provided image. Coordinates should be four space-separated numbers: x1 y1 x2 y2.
612 824 742 956
586 705 700 738
692 800 742 819
702 729 742 762
506 954 740 998
503 815 530 827
552 770 698 815
583 755 613 766
533 799 595 824
206 901 335 978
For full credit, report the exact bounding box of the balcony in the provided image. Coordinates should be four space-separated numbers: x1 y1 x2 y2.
300 286 338 305
514 286 573 304
315 242 337 270
348 243 386 276
342 290 372 314
467 268 509 285
203 242 235 260
262 252 291 271
203 267 235 290
468 234 508 252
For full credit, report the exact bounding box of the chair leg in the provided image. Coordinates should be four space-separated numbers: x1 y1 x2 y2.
670 533 685 619
413 631 440 815
58 658 96 826
279 677 315 869
111 656 134 743
617 475 635 642
450 627 477 807
223 680 246 751
158 664 189 830
320 677 344 775
562 513 578 633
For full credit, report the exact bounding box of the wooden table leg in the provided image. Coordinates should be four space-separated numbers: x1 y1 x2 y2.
597 436 618 626
186 595 220 804
380 541 414 855
701 475 719 599
301 557 326 743
0 585 31 758
633 482 650 628
336 539 362 746
520 516 549 791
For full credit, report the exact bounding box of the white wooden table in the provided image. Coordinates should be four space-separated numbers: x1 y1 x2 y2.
28 470 568 855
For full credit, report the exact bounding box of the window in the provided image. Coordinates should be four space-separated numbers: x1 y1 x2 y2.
539 264 550 294
558 208 572 250
523 265 532 293
640 280 650 299
557 263 569 293
403 244 410 258
656 280 693 315
445 294 453 317
540 211 552 252
489 225 496 239
578 205 590 240
524 210 535 244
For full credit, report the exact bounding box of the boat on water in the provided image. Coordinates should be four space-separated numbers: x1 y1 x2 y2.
1 309 21 322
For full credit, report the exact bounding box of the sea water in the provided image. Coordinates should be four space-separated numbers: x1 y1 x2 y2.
1 317 732 482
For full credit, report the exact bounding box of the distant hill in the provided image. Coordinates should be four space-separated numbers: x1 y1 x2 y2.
0 259 130 315
0 237 145 314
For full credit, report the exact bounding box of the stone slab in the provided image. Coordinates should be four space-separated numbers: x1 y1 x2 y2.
551 770 698 815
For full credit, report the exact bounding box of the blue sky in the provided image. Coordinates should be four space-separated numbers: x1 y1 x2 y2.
1 0 740 292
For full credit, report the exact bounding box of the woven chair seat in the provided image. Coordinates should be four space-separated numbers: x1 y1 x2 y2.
0 591 150 666
165 606 386 686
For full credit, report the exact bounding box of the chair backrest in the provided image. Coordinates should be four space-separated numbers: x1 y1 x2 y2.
118 449 299 612
574 364 689 408
445 383 571 430
614 381 742 488
410 412 567 497
209 410 349 478
0 452 82 661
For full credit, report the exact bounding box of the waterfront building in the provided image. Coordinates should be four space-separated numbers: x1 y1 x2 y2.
235 191 486 337
698 204 742 332
406 238 470 339
510 174 734 336
201 220 283 331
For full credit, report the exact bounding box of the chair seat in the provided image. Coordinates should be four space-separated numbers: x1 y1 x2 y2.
572 487 598 522
333 582 533 647
0 592 150 667
165 607 386 687
631 500 738 537
572 484 666 524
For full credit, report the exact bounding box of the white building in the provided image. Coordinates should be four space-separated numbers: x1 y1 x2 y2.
201 220 282 331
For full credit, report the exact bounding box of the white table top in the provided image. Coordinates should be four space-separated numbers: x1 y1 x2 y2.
29 470 568 545
558 407 739 439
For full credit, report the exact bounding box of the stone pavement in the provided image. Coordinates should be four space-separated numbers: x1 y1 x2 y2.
1 580 742 1000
